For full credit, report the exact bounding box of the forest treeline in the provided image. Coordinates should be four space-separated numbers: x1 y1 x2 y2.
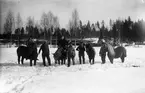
1 9 145 45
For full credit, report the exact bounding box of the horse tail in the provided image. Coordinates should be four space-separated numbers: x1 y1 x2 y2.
123 47 127 57
17 46 21 56
107 43 115 57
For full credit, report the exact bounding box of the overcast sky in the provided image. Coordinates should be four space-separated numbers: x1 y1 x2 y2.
1 0 145 33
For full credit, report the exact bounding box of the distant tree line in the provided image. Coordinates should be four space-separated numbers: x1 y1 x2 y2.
1 9 145 45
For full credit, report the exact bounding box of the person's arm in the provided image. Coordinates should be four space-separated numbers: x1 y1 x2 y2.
99 46 103 56
47 43 50 54
76 46 79 51
38 45 42 54
83 45 86 51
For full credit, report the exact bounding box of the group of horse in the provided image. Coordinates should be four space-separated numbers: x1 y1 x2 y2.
16 41 127 67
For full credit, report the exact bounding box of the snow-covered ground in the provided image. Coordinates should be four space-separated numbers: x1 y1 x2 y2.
0 45 145 93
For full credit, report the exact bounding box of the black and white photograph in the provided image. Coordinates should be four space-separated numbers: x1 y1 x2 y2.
0 0 145 93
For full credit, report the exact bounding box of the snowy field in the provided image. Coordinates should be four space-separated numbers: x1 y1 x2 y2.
0 45 145 93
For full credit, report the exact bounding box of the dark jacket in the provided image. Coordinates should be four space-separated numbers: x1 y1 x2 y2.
76 44 85 54
39 42 50 55
57 38 68 48
99 43 107 56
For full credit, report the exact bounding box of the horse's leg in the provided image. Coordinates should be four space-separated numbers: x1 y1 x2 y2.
63 58 65 65
42 55 46 66
121 56 125 63
72 57 75 65
92 58 95 64
67 57 70 67
57 60 59 65
46 55 51 66
64 59 66 65
30 59 32 66
21 57 24 65
61 59 63 65
79 55 81 64
18 55 20 64
83 55 85 64
101 55 106 64
89 58 91 64
55 59 57 65
34 60 36 66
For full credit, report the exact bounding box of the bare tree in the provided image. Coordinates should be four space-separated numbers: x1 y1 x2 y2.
47 11 54 47
116 19 122 44
16 12 23 29
72 9 79 29
15 12 23 46
4 10 15 35
40 11 60 47
26 16 35 36
27 16 34 27
41 12 48 39
41 12 48 29
68 19 73 30
47 11 54 29
41 11 59 31
69 8 80 46
68 19 73 40
53 16 60 29
3 10 15 47
109 19 113 30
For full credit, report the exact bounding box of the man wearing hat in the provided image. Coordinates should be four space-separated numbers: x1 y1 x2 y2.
99 39 107 64
76 41 86 64
38 40 51 66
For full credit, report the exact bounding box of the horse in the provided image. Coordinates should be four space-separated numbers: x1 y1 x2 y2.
67 44 75 67
17 43 38 66
85 43 96 64
53 44 75 67
101 43 127 64
53 47 67 65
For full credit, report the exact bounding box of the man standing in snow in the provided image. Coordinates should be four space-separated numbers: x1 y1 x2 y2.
38 40 51 66
99 39 107 64
57 36 69 59
76 41 86 64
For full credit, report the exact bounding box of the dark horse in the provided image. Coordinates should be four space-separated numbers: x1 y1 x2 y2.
85 43 96 64
53 47 67 65
101 43 127 63
17 43 38 66
53 44 75 67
